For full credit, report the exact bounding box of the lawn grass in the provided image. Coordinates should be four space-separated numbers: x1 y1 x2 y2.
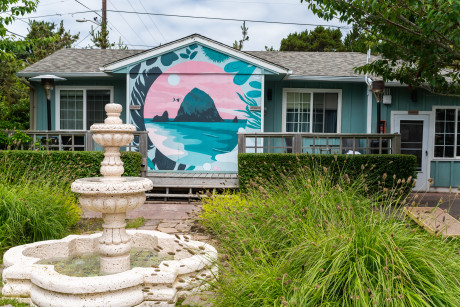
200 166 460 306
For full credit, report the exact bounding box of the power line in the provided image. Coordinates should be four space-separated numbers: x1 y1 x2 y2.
74 25 99 47
19 9 349 29
136 0 167 43
125 0 159 45
73 0 102 18
6 29 26 38
109 2 147 45
105 9 349 28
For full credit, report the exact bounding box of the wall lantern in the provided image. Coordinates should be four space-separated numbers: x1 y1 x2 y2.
371 80 385 134
29 75 66 131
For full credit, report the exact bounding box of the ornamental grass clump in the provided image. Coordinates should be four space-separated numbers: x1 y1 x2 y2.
0 155 81 258
200 165 460 306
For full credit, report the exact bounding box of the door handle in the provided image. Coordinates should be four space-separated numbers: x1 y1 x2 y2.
426 150 428 156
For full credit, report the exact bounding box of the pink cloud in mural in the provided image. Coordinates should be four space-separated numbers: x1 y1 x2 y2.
144 61 246 120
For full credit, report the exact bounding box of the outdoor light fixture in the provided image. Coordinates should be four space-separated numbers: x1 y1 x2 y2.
371 80 385 134
29 75 66 131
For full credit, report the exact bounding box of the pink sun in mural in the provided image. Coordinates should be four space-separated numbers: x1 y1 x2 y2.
143 61 246 120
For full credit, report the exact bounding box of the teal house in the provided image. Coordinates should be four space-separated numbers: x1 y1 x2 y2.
18 34 460 191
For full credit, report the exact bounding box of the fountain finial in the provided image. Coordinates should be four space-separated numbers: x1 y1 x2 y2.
104 103 123 124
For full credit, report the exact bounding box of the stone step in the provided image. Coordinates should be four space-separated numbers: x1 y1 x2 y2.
404 206 460 237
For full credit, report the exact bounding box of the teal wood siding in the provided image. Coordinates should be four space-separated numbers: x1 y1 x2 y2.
376 87 459 133
430 161 460 188
263 80 368 133
34 78 127 130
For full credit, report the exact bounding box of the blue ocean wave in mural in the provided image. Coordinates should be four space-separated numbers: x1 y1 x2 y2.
145 120 246 166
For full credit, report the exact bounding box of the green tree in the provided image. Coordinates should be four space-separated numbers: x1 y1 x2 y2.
343 24 369 53
17 20 79 65
301 0 460 96
233 21 249 51
0 20 79 130
280 26 345 52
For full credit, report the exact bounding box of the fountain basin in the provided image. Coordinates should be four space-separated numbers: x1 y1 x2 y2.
71 177 153 213
2 230 218 306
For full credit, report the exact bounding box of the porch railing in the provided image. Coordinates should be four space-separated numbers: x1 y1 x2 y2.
1 130 149 177
238 133 401 155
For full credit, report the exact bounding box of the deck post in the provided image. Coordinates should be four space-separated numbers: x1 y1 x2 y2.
238 133 246 154
139 132 148 177
391 133 401 154
293 134 302 153
85 131 94 151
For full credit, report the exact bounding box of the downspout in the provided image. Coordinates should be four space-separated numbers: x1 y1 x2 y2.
364 49 373 133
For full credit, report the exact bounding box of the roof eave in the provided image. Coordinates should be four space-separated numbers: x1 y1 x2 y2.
285 75 366 82
17 72 112 78
102 34 290 75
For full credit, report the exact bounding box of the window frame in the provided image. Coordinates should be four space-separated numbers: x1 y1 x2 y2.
432 106 460 160
282 88 342 133
55 86 114 131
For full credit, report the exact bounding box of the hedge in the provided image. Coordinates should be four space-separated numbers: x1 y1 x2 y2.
238 153 417 193
0 150 142 185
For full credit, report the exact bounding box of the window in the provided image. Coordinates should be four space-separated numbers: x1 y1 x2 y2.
434 108 460 158
57 88 112 130
283 89 340 133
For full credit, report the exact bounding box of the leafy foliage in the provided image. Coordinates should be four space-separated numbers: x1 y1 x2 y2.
233 21 249 51
238 153 417 194
0 19 79 130
280 26 346 52
301 0 460 96
201 167 460 306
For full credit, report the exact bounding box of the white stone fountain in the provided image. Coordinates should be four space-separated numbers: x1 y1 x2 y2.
2 104 218 306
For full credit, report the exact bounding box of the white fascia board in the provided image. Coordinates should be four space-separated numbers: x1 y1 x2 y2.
18 72 111 78
102 35 290 74
285 75 366 82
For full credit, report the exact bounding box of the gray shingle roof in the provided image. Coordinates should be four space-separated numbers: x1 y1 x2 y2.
19 48 144 75
246 51 375 77
19 47 375 78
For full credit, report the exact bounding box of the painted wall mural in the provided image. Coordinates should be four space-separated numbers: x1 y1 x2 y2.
129 44 262 172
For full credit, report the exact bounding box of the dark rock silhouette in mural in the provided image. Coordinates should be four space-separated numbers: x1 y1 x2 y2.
152 111 169 122
174 88 223 122
232 116 238 123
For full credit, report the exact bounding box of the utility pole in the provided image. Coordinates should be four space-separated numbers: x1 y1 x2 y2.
101 0 107 49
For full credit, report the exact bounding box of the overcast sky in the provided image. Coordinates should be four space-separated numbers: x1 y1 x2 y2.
6 0 350 51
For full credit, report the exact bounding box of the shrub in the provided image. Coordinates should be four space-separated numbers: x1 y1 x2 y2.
0 150 142 186
238 153 417 194
0 180 81 256
200 167 460 306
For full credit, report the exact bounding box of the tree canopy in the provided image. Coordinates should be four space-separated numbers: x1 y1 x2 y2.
301 0 460 96
280 26 345 52
0 19 79 130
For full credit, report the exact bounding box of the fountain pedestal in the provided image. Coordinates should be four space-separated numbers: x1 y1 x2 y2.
71 103 153 275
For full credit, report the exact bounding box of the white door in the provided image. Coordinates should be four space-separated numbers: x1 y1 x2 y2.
394 115 430 191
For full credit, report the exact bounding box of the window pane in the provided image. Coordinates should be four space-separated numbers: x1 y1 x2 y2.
60 90 83 130
312 93 338 133
286 92 310 132
87 90 110 128
434 108 458 158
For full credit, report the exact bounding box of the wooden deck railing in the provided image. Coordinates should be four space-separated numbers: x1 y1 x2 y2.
238 133 401 155
1 130 149 177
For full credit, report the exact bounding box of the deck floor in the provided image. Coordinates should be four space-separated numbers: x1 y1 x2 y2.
146 172 239 189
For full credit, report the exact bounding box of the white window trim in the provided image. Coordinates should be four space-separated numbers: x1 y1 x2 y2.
55 86 114 130
281 88 342 133
431 106 460 161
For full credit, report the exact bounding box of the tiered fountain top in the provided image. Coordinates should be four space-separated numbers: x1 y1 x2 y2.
71 103 152 199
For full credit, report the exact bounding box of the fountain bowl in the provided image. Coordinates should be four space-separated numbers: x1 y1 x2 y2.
2 230 218 306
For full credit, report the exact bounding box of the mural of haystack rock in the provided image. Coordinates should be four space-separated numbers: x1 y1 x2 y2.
174 88 223 122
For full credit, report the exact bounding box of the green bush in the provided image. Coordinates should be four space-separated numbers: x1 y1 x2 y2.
0 180 81 256
0 150 142 186
200 167 460 306
238 153 417 194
